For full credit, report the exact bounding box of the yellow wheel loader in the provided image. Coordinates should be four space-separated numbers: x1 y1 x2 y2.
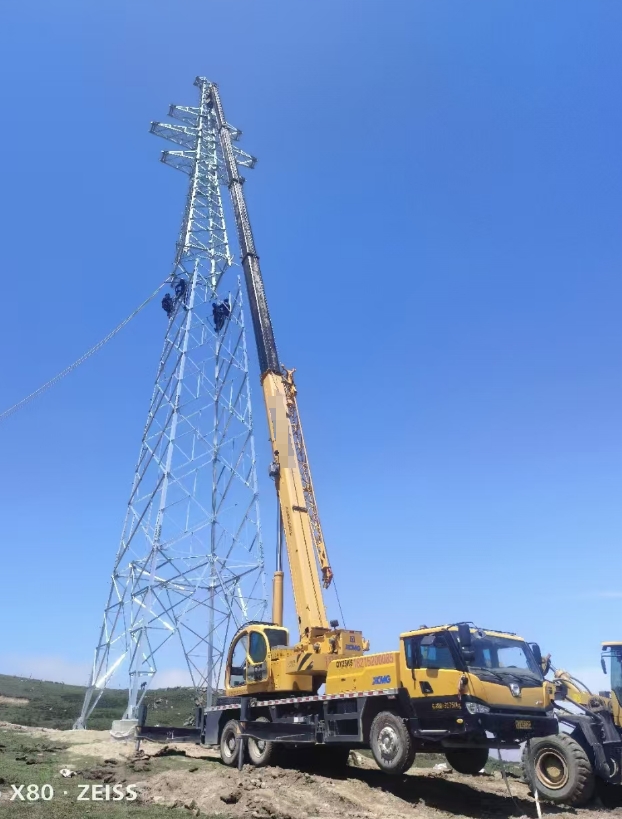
522 644 622 806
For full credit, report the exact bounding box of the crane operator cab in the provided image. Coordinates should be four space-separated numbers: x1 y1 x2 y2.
226 624 290 692
224 621 368 697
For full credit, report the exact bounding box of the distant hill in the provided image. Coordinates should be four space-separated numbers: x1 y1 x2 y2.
0 673 200 731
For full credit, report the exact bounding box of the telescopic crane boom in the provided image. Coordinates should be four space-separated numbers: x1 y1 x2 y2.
212 86 342 643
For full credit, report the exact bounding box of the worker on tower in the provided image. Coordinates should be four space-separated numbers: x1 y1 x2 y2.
174 277 187 301
161 293 174 318
212 298 231 332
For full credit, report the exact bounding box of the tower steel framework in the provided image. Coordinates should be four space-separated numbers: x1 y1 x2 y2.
75 78 267 728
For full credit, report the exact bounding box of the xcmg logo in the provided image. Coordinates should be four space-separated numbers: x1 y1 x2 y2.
345 644 361 651
372 675 391 685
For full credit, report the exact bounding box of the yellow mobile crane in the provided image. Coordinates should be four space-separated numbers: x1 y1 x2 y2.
184 84 559 775
523 644 622 805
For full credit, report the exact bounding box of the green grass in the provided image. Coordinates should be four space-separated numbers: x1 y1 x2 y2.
0 727 225 818
0 674 199 731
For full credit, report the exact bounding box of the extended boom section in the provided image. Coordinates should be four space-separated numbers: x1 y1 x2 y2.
281 368 333 590
263 370 329 633
212 80 338 642
211 83 279 376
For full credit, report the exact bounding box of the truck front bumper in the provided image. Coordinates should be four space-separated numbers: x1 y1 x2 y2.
476 709 558 740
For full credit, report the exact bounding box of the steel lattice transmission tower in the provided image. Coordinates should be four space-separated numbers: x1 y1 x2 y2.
75 78 267 728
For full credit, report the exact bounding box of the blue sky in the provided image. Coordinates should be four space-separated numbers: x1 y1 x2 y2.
0 0 621 694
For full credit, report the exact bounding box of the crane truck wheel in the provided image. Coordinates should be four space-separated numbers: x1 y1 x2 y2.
247 716 275 767
369 711 415 775
522 734 595 806
445 747 489 775
220 719 244 767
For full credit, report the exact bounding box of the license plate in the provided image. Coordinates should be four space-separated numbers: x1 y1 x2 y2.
515 719 532 730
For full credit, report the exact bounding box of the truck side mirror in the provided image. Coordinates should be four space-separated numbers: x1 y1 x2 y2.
457 624 475 663
602 657 607 675
530 642 542 666
457 623 472 648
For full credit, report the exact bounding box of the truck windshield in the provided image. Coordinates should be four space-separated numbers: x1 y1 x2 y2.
464 633 542 682
610 652 622 704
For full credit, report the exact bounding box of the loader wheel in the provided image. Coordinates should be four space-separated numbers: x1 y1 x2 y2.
369 711 415 775
248 716 275 767
445 747 489 775
220 719 243 767
522 734 595 806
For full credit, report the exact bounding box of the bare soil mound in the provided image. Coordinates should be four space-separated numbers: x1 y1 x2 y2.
0 721 619 818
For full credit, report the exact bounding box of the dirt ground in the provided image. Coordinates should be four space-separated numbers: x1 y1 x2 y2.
0 721 619 819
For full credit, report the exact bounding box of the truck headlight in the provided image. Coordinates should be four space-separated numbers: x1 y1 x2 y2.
465 701 491 714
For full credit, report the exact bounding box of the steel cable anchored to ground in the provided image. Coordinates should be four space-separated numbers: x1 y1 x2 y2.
0 279 169 424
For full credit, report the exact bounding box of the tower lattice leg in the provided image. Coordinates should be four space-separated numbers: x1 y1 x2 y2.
75 79 266 729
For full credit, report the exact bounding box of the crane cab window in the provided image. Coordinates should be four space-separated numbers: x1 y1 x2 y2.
405 634 457 670
229 634 248 688
249 631 268 663
264 628 288 649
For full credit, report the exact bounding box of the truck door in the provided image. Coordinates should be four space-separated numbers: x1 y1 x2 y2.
227 633 249 690
403 632 463 729
245 630 269 692
226 629 270 695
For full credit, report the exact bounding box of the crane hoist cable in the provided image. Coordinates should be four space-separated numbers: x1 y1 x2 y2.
0 279 169 424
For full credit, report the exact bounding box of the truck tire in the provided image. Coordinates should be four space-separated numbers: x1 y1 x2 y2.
248 716 275 767
522 734 595 806
369 711 415 775
445 748 489 775
220 719 242 767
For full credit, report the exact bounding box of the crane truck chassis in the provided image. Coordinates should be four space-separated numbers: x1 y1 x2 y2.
198 621 558 775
